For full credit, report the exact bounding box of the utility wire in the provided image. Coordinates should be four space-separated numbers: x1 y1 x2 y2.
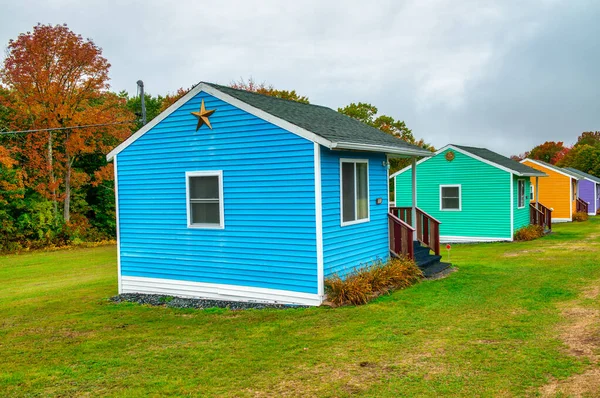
0 120 136 135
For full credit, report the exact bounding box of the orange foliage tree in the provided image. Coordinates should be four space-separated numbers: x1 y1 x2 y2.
0 24 134 222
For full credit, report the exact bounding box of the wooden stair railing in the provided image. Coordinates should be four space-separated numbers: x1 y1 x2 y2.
388 213 415 259
389 207 441 256
530 202 552 231
576 198 589 214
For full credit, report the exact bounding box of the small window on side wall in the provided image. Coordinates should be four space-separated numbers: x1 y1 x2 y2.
440 185 461 211
186 171 224 229
341 159 369 225
518 180 525 208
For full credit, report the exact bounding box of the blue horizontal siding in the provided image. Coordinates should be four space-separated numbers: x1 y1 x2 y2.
117 92 318 294
320 149 390 278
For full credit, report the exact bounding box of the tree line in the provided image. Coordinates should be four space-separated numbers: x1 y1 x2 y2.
511 133 600 176
0 24 431 252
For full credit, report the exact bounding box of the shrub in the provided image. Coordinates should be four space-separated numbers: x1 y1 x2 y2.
324 257 422 306
573 211 589 222
514 225 545 241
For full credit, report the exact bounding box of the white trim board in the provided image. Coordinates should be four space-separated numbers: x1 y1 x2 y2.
114 156 122 294
106 83 433 161
552 218 572 223
510 173 514 240
121 276 323 306
313 143 324 298
440 235 513 243
390 144 546 179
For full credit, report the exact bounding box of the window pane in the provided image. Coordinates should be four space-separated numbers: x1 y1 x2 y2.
356 163 368 220
442 198 460 209
342 163 355 222
190 176 219 199
442 186 459 199
191 202 220 224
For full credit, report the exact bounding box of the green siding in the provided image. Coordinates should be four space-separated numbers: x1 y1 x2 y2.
513 176 532 232
395 148 512 240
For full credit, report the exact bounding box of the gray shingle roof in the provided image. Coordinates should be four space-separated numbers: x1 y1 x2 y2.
564 167 600 183
204 82 432 156
453 145 547 177
526 159 581 179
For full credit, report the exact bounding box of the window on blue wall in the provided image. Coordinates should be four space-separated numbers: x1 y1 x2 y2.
186 171 224 229
341 159 369 225
518 180 525 208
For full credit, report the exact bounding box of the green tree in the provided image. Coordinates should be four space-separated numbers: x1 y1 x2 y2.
338 102 415 143
230 77 310 104
557 144 600 177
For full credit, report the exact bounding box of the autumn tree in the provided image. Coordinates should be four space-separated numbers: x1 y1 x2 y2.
525 141 570 164
0 24 133 222
574 131 600 148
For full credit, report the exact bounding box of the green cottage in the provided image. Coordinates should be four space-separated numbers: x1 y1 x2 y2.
391 145 549 242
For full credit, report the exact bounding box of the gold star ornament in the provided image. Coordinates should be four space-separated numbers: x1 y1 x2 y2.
191 99 216 130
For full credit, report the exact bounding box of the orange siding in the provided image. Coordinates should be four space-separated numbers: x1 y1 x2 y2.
523 160 573 220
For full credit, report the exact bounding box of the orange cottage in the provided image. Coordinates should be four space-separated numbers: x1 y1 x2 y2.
520 159 580 222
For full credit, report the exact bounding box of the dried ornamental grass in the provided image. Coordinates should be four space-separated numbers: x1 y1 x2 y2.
573 211 589 222
514 225 545 241
324 256 422 306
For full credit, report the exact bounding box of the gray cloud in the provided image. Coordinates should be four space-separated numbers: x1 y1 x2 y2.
1 0 598 156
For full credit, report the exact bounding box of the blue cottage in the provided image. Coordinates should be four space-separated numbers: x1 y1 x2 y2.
107 82 433 305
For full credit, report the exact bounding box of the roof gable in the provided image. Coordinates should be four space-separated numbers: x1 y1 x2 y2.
521 159 580 180
390 144 547 178
107 82 432 161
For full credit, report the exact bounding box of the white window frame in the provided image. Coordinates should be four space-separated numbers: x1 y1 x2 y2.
518 179 526 209
530 184 535 201
185 170 225 229
339 158 370 227
439 184 462 211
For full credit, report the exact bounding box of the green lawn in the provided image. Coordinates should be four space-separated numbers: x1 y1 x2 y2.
1 219 599 397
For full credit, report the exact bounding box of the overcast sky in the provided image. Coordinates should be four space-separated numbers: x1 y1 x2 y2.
1 0 598 156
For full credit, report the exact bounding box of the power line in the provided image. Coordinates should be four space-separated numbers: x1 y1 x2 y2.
0 120 136 136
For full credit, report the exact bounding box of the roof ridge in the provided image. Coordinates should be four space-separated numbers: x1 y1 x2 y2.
203 81 331 110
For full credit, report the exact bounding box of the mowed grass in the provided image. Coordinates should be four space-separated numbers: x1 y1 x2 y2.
1 219 599 397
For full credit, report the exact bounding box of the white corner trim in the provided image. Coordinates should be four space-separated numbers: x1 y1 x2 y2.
520 159 579 180
339 158 370 227
121 276 323 306
185 170 225 229
114 156 122 294
510 173 514 240
439 184 462 211
313 143 324 298
440 235 513 243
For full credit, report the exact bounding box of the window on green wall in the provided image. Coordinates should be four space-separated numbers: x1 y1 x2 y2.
518 180 525 208
341 159 369 226
440 185 461 211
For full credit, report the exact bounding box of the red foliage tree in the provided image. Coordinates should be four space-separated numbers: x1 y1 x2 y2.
527 141 570 164
0 24 134 222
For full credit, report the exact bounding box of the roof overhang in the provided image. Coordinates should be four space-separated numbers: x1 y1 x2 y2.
520 159 579 180
106 82 431 161
331 142 433 157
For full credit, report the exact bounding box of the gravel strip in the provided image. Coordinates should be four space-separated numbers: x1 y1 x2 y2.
110 293 309 310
